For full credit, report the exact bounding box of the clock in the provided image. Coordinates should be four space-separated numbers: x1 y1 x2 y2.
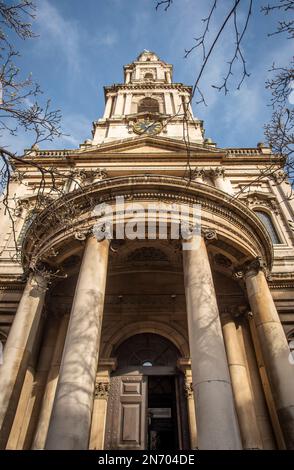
133 119 162 135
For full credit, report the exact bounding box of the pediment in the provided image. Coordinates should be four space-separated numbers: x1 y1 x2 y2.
79 136 225 157
239 190 276 201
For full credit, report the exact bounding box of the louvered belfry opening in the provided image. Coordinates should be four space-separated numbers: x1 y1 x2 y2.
138 97 159 114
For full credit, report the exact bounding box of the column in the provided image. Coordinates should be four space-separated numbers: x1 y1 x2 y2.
191 168 204 184
182 235 242 449
114 93 125 116
32 313 69 449
184 94 193 118
125 71 131 84
174 92 182 115
248 313 285 448
124 93 132 116
210 168 234 195
89 380 110 449
221 312 263 449
5 364 34 449
237 317 276 449
245 258 294 449
177 358 197 449
89 359 116 450
103 94 113 119
45 236 109 450
14 314 59 449
68 170 85 192
184 375 197 449
0 272 48 449
164 92 173 115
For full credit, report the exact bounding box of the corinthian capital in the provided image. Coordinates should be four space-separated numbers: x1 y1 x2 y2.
190 167 204 181
235 256 268 278
209 167 225 178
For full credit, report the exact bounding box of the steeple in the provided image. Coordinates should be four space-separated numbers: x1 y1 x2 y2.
91 52 204 145
123 50 173 84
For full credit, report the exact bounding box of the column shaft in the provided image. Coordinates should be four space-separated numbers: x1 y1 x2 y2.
6 315 57 449
89 380 109 449
246 267 294 449
45 236 109 450
183 236 241 449
238 319 276 449
164 92 173 115
114 93 125 116
184 376 197 449
32 314 69 449
18 315 59 449
5 365 34 449
222 313 262 449
0 273 47 449
103 95 113 119
124 93 132 116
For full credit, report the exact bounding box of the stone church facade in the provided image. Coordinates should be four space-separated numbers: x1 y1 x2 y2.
0 51 294 450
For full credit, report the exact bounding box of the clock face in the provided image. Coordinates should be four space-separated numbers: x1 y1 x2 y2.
133 119 162 135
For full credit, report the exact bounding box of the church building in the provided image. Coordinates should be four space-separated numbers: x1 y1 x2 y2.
0 51 294 450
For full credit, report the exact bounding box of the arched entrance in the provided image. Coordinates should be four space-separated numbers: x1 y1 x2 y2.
104 333 189 450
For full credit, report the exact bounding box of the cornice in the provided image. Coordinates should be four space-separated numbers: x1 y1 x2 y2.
104 83 193 93
269 272 294 288
15 138 277 167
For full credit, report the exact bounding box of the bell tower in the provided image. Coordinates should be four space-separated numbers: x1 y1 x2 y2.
92 50 204 144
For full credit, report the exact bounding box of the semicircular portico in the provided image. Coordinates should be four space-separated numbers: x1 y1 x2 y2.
21 175 273 271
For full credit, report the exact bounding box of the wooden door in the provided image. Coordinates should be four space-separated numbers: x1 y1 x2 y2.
105 374 147 450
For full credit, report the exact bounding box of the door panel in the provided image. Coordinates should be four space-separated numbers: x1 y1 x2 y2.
105 374 147 450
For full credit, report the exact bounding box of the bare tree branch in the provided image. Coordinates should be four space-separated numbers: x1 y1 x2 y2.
156 0 173 11
262 0 294 38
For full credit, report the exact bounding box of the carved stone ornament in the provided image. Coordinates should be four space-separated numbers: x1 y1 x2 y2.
202 228 218 241
14 198 30 217
184 381 194 399
243 193 279 215
93 168 108 181
271 170 286 184
235 256 268 278
74 230 89 241
43 247 59 261
209 167 225 178
180 222 197 241
190 167 204 180
94 381 110 399
10 170 25 184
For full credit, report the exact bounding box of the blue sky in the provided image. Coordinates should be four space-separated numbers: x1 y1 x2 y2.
4 0 293 153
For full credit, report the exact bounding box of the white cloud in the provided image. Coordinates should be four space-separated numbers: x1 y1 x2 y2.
59 113 91 148
35 0 81 74
1 111 91 154
96 31 118 47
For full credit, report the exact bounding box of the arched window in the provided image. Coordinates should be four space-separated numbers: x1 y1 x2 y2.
113 333 180 369
138 97 159 114
144 73 154 80
254 210 282 244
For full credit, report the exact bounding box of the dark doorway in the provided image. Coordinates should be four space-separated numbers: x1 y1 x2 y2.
105 333 189 450
147 375 178 450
